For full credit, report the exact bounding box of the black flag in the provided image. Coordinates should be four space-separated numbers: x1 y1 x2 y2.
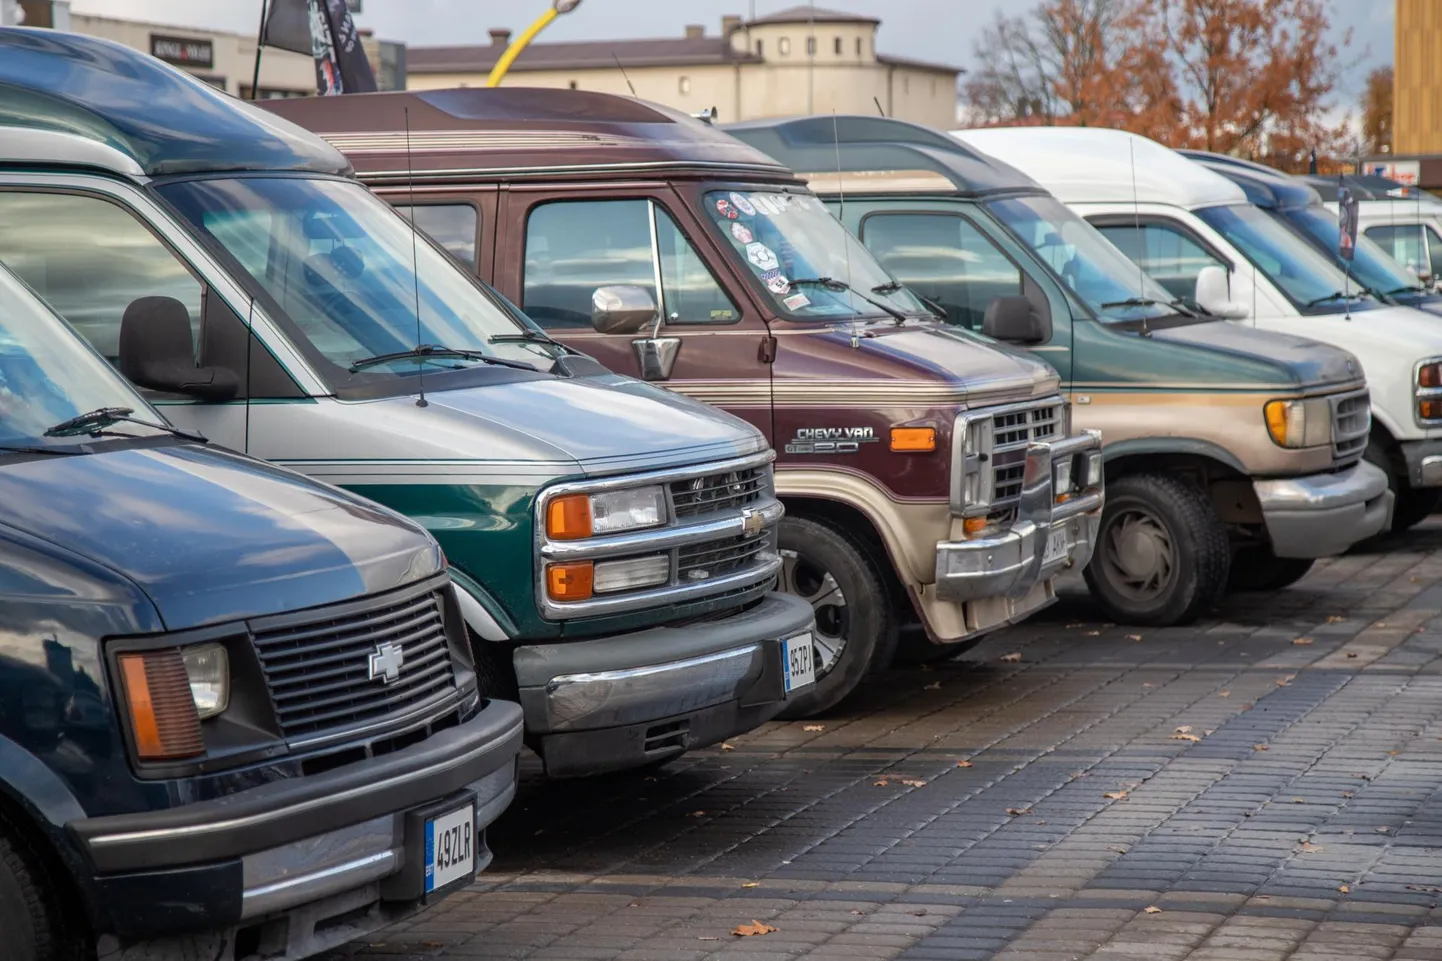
1338 183 1360 262
317 0 377 94
259 0 376 95
259 0 312 55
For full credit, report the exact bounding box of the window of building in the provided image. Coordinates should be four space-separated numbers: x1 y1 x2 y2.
856 36 862 55
756 38 764 55
568 80 578 89
393 204 481 269
904 76 910 93
679 76 691 95
861 213 1023 330
834 36 842 54
806 36 816 55
523 199 739 328
779 36 791 55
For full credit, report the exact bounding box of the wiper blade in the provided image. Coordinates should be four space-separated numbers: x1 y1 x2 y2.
349 344 538 373
1099 296 1194 315
790 277 909 324
1383 284 1428 297
1301 290 1360 308
0 444 87 456
43 406 205 442
870 281 904 294
488 329 580 355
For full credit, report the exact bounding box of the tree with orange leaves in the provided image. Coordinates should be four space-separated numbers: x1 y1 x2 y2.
1361 66 1393 155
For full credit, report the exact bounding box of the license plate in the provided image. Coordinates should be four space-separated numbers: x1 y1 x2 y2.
424 804 476 893
783 633 817 694
1043 525 1071 564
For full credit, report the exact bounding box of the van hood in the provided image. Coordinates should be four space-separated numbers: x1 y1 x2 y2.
1150 320 1364 388
0 442 441 632
424 375 768 475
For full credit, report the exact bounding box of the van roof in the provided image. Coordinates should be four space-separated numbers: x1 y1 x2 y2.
722 115 1043 198
952 127 1248 209
262 87 793 185
1185 156 1323 209
0 28 349 178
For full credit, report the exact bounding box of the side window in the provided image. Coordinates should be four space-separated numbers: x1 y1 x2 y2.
523 199 738 329
395 204 480 269
1426 226 1442 280
861 213 1021 330
0 192 203 364
1095 222 1226 303
1365 224 1428 277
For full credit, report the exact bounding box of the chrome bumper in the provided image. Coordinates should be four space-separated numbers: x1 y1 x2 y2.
935 431 1104 603
1254 460 1393 558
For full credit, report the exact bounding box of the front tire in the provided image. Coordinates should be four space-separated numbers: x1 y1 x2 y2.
775 516 892 718
1083 473 1230 626
1366 437 1439 534
0 831 69 961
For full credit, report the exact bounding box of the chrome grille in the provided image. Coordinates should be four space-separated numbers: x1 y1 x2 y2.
670 466 768 518
252 589 457 741
1330 389 1370 464
678 533 773 582
993 405 1063 447
989 402 1065 523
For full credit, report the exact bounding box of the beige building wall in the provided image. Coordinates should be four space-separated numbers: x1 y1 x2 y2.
1395 0 1442 155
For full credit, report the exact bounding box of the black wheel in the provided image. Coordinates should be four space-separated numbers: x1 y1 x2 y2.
1082 473 1229 626
1227 546 1316 592
775 516 892 718
1366 437 1439 534
0 832 68 961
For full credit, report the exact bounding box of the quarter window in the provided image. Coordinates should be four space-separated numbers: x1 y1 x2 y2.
394 203 480 269
1094 222 1227 305
523 199 739 329
1366 223 1442 280
861 213 1023 330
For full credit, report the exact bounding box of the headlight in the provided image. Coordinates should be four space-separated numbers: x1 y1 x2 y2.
182 643 229 719
1417 361 1442 423
1263 398 1332 449
546 485 667 539
1420 362 1442 389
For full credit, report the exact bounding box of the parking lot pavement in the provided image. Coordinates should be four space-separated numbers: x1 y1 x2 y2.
328 521 1442 961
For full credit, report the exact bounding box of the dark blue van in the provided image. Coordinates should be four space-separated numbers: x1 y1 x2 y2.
0 260 522 959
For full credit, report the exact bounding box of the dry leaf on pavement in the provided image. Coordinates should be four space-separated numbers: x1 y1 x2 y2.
1171 733 1202 742
1005 807 1032 816
1300 842 1323 853
1104 791 1129 800
956 760 973 768
925 681 942 690
1127 634 1142 641
1339 885 1351 894
1001 653 1022 662
688 811 706 817
900 779 927 787
1277 675 1295 686
1327 615 1345 623
1144 906 1162 914
721 742 735 751
741 882 760 888
1254 743 1269 751
1175 725 1193 734
733 921 777 937
803 725 824 732
1293 637 1314 645
1347 652 1359 658
1218 690 1231 697
873 779 890 787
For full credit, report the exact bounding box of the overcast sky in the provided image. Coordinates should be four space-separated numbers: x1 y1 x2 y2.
68 0 1396 103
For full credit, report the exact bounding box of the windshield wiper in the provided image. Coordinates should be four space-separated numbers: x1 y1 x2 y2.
790 277 909 324
487 329 581 355
870 281 904 294
349 344 538 373
1100 297 1197 317
0 444 87 456
1383 284 1429 297
1301 290 1365 309
43 406 206 441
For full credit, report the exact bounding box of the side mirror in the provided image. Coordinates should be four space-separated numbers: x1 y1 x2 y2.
591 285 660 335
119 296 240 402
982 296 1050 345
1195 265 1249 320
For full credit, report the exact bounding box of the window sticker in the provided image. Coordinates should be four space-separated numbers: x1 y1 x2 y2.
730 222 754 245
715 197 739 220
762 268 790 294
746 242 778 271
729 191 757 216
783 292 812 310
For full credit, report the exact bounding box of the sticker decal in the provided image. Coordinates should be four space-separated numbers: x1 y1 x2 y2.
715 198 739 220
730 222 754 245
784 426 879 455
762 269 791 294
746 242 779 271
729 191 757 216
783 292 811 310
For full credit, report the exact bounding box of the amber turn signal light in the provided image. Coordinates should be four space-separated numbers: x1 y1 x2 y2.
890 427 936 452
546 494 592 539
1421 399 1442 421
962 517 988 536
117 650 204 761
546 561 594 601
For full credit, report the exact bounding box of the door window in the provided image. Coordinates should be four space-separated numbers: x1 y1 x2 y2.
861 212 1022 329
1366 224 1428 276
523 199 738 329
395 204 480 269
1094 221 1227 304
0 192 203 364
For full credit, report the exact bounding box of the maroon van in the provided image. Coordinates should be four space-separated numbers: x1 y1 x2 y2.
264 89 1104 714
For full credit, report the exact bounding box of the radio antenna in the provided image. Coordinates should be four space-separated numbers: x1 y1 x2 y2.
1127 136 1149 336
404 106 427 408
612 52 637 96
873 96 886 117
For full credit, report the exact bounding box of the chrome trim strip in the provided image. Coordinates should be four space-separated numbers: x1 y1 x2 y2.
546 645 758 689
241 850 397 920
358 160 792 185
541 551 781 618
540 501 783 562
541 450 775 500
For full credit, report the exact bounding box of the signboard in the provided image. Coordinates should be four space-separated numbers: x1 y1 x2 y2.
1365 160 1421 187
150 34 214 68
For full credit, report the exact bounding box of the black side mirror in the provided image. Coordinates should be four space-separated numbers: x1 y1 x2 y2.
119 296 240 402
982 296 1051 345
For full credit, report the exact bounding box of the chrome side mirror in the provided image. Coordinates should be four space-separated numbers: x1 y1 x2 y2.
1195 265 1249 320
591 285 659 335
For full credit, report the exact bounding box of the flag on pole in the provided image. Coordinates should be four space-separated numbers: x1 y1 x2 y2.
259 0 375 95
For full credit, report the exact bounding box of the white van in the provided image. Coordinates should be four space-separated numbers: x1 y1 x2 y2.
954 126 1442 533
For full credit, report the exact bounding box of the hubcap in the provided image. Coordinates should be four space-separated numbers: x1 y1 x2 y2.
1099 507 1175 602
778 548 848 678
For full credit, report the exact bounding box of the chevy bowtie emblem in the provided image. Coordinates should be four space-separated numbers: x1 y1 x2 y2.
368 641 405 684
740 508 764 536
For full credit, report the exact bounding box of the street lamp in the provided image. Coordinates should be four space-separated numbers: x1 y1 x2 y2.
486 0 584 87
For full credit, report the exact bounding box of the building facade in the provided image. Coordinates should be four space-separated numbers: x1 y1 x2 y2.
406 6 960 129
1395 0 1442 157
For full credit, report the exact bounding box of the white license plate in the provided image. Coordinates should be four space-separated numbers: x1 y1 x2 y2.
425 804 476 893
1043 525 1071 564
783 633 817 694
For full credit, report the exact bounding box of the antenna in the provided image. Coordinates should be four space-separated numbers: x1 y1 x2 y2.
873 95 886 117
404 106 427 408
832 111 860 348
1127 136 1149 336
612 52 636 96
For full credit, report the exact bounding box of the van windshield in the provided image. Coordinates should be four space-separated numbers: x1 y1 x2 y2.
0 265 163 449
1276 204 1430 298
702 189 930 321
986 195 1184 323
1195 204 1379 315
157 177 544 385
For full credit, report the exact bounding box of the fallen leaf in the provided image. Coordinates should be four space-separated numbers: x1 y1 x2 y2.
1293 637 1314 646
1254 743 1269 751
1300 841 1322 853
741 882 760 888
1241 703 1254 711
1116 847 1128 854
1339 885 1351 894
1342 791 1354 798
1144 906 1162 914
1085 630 1101 636
873 779 890 787
1347 652 1359 658
1171 733 1202 742
849 909 865 916
1175 725 1193 734
1005 807 1032 816
803 724 824 732
733 921 777 937
1389 750 1402 756
721 742 735 751
1379 622 1388 628
1219 690 1231 697
1293 797 1305 803
1127 634 1143 641
900 778 927 787
1067 622 1086 629
1104 791 1129 800
1327 615 1345 623
912 909 928 917
925 681 942 691
1277 675 1295 686
956 760 973 768
1001 653 1022 663
688 810 706 817
1143 682 1153 687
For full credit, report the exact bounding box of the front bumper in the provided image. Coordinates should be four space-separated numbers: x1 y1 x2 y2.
936 431 1105 604
1398 437 1442 488
72 699 523 950
1254 460 1393 558
512 591 815 776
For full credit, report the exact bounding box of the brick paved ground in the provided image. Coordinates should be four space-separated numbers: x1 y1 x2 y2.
328 521 1442 961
